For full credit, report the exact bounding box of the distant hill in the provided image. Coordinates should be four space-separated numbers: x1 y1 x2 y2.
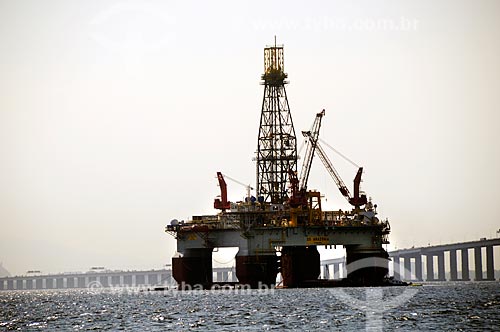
0 263 11 277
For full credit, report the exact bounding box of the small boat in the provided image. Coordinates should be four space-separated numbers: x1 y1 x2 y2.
384 276 411 286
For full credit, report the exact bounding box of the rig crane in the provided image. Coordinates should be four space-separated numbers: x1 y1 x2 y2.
289 110 325 207
312 141 367 208
222 173 254 200
302 129 368 209
214 172 254 211
299 109 325 191
214 172 230 211
290 110 367 209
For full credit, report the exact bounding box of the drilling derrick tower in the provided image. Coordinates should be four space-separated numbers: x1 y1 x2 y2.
256 41 297 204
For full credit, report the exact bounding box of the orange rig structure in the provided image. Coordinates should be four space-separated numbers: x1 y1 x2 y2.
165 40 391 289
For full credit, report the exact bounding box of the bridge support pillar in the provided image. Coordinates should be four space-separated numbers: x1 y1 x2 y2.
25 279 33 290
100 276 110 287
77 277 86 288
110 275 119 286
123 275 132 286
46 278 54 289
415 255 423 281
323 264 330 279
403 256 412 281
392 256 400 280
486 246 494 281
67 277 75 288
426 254 434 281
15 280 23 290
148 274 158 285
449 250 458 281
437 252 446 281
333 263 341 279
461 248 470 280
35 278 43 289
474 247 483 281
135 274 145 286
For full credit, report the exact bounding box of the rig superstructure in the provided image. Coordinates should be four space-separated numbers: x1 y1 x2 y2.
166 40 391 289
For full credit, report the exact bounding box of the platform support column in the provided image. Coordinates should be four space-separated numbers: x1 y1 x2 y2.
281 246 320 287
345 245 389 286
236 252 278 289
172 248 213 289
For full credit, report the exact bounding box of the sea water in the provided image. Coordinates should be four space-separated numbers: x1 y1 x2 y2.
1 281 499 331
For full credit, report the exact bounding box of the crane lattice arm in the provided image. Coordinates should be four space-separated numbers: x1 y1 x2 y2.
291 109 367 209
299 109 325 191
222 173 253 200
288 110 324 208
222 173 253 191
303 134 368 208
314 143 351 198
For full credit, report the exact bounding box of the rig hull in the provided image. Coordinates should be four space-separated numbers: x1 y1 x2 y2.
167 215 390 289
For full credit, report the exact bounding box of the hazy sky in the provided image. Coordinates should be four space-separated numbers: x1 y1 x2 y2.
1 0 499 276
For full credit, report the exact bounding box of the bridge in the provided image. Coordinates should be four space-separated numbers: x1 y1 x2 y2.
2 238 499 290
321 238 500 282
0 267 236 291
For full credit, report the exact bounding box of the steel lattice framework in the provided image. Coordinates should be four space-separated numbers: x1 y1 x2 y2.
256 42 298 204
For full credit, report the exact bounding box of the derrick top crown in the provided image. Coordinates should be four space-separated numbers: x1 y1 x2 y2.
262 41 288 85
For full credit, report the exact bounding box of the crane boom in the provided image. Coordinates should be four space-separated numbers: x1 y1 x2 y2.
291 109 367 209
350 167 367 207
303 134 368 209
314 142 351 198
214 172 231 211
222 173 253 200
222 173 253 190
298 109 325 191
288 110 325 208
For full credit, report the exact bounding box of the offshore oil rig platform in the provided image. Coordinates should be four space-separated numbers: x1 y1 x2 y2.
166 40 391 289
